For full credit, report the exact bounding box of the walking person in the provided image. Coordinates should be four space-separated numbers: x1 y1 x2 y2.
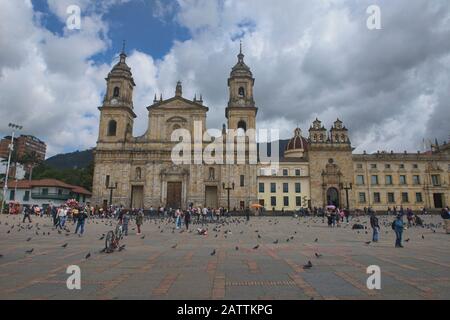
370 211 380 242
136 209 144 235
22 205 32 223
393 214 404 248
245 206 250 222
121 210 130 236
75 207 88 236
58 205 68 229
184 209 191 230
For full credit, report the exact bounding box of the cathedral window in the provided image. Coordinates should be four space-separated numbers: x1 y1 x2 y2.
107 120 117 136
113 87 120 98
238 87 245 97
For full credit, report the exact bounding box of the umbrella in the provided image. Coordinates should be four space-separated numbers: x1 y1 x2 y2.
250 204 264 209
326 205 336 210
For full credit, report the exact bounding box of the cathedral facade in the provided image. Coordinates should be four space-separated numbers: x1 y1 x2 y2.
92 46 450 212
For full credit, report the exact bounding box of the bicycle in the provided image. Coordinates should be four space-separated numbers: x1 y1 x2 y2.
104 222 124 253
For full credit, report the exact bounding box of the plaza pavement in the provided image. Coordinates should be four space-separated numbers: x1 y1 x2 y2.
0 213 449 300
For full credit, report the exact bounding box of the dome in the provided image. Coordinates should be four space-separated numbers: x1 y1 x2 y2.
285 128 309 152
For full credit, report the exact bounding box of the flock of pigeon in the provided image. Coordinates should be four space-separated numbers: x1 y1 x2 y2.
0 213 443 271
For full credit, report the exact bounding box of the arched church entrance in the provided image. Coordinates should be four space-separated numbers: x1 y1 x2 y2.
327 187 340 207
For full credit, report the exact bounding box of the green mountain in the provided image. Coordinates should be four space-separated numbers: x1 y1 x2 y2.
45 149 94 170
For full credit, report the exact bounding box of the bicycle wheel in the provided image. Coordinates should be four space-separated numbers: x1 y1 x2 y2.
105 231 115 253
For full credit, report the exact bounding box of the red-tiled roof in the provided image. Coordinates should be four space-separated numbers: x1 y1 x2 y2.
0 179 91 196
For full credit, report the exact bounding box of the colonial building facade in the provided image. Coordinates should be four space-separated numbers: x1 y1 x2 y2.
92 46 450 211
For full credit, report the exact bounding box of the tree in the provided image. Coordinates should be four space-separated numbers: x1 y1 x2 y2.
21 151 42 181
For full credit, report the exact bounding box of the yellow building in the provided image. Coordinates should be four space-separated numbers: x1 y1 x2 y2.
257 128 311 211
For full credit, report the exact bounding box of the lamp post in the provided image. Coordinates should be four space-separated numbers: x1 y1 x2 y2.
107 182 118 206
1 123 22 214
340 182 353 210
222 182 235 213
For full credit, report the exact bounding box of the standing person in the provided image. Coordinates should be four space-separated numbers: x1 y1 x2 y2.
136 209 144 235
121 210 130 236
344 208 350 223
441 207 450 234
75 207 88 236
58 205 68 229
245 206 250 222
22 205 32 223
406 208 414 227
370 211 380 242
393 214 404 248
184 209 191 230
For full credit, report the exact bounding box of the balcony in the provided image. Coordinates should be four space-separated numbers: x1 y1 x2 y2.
31 193 72 201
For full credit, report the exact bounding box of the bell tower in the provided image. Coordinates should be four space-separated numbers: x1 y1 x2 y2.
98 42 136 143
225 42 258 132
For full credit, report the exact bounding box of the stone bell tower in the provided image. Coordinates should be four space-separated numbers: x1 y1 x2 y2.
225 42 258 132
98 43 136 143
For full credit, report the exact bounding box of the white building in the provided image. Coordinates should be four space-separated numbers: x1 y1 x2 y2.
1 179 92 208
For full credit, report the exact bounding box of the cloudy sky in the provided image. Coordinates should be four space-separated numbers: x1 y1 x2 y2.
1 0 449 158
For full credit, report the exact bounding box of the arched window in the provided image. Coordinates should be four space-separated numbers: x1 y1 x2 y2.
237 120 247 132
107 120 117 136
113 87 120 98
319 134 324 142
313 134 317 142
341 134 345 143
135 167 142 180
238 87 245 97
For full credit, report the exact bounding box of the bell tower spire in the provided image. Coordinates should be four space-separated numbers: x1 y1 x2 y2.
225 42 257 131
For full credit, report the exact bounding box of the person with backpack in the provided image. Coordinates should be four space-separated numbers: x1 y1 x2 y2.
392 214 404 248
441 207 450 234
370 211 380 242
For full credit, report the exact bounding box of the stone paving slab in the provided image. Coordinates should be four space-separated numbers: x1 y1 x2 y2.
0 214 449 300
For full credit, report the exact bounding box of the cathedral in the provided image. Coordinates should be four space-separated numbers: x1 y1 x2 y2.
92 45 450 212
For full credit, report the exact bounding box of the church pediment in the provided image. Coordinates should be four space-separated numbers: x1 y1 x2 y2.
147 96 208 111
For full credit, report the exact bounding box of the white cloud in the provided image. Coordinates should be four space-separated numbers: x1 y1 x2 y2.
1 0 450 160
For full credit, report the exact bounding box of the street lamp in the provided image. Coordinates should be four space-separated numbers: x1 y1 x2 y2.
1 123 23 214
222 181 235 213
340 182 353 210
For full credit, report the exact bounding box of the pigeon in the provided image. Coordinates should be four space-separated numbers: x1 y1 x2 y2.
0 254 3 258
273 240 279 244
26 237 32 242
253 245 259 250
62 243 68 248
7 230 10 234
26 249 34 254
99 235 105 240
422 235 425 240
303 261 313 269
405 238 410 243
365 241 371 245
235 246 239 251
141 235 145 239
314 238 318 243
171 244 178 249
257 234 261 239
119 245 126 252
210 249 216 256
315 253 322 258
85 252 91 259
